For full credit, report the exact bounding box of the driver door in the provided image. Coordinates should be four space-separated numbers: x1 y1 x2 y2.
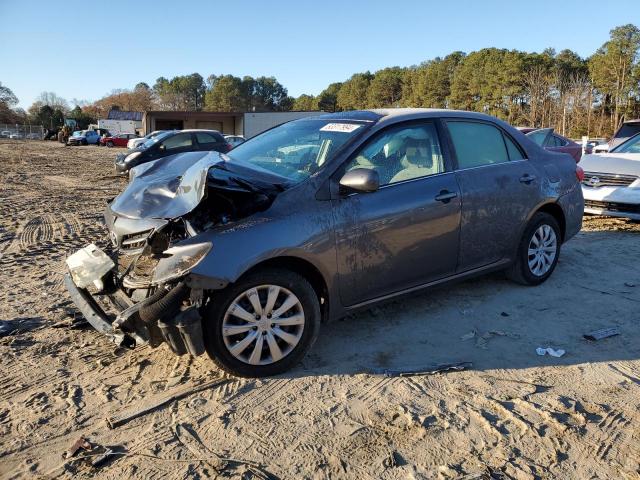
331 121 461 306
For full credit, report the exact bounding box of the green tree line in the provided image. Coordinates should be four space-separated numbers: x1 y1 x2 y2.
3 24 638 138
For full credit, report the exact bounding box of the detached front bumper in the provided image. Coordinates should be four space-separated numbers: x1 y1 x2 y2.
64 244 207 357
64 273 144 348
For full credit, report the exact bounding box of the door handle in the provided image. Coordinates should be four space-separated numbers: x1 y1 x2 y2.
435 190 458 203
519 174 536 184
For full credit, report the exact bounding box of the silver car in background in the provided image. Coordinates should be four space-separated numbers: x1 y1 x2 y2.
127 130 166 149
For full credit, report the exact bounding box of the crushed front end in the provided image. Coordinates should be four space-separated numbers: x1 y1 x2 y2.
64 151 280 357
65 221 211 356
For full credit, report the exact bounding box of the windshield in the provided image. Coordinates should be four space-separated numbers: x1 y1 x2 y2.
226 119 369 182
139 131 172 149
612 133 640 153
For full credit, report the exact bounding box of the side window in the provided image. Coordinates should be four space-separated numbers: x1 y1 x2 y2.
344 123 444 186
195 132 218 149
504 134 526 161
553 135 567 147
161 133 193 150
447 121 510 169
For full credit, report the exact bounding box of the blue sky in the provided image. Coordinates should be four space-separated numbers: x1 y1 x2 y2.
1 0 639 109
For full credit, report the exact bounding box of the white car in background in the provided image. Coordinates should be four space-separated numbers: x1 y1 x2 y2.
581 133 640 220
127 130 165 149
224 134 246 148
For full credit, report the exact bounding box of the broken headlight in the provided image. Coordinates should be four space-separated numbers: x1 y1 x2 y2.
152 242 212 284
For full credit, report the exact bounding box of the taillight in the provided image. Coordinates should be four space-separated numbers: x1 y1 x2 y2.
576 165 584 182
226 142 233 152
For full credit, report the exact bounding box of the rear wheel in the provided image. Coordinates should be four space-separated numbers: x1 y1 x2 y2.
507 212 561 285
202 269 321 377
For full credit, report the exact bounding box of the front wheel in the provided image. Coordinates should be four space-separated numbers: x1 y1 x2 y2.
202 269 321 377
506 212 561 285
106 141 114 148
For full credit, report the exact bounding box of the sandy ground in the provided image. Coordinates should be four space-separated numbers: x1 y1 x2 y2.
0 140 639 479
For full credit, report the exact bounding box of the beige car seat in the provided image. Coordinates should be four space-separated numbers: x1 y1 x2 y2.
390 138 441 183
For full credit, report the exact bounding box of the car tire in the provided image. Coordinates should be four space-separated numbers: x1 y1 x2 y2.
82 139 88 146
202 268 321 377
106 141 114 148
506 212 561 286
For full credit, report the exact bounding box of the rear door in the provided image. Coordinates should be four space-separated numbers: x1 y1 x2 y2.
194 132 227 152
332 120 461 306
156 132 195 159
445 119 543 271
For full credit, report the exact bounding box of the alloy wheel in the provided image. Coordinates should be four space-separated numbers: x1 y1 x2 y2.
222 285 305 365
527 224 557 276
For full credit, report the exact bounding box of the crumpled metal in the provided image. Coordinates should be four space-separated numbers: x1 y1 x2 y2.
110 151 224 220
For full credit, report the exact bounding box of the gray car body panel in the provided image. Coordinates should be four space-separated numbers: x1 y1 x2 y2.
171 109 583 322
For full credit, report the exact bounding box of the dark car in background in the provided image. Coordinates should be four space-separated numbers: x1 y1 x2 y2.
114 129 232 173
66 109 584 377
100 133 139 148
519 127 582 162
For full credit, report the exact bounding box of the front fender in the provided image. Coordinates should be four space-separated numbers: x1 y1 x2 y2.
186 205 336 291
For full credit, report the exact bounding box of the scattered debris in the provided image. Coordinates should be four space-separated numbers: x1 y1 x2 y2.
50 318 89 329
371 362 472 377
460 329 519 349
63 436 92 459
106 377 229 428
175 423 276 479
577 284 640 303
0 320 15 336
536 347 566 357
91 447 119 468
584 327 620 341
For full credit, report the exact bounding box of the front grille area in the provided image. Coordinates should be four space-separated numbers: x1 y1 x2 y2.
584 200 640 213
582 171 638 188
121 229 153 251
117 252 160 288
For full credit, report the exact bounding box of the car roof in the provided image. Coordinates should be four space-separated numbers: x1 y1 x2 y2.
175 129 221 133
305 108 505 125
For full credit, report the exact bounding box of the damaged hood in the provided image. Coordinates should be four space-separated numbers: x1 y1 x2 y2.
110 151 224 220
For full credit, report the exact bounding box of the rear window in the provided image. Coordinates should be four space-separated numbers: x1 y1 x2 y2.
448 121 512 169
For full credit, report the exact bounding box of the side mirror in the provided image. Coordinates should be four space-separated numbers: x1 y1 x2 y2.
339 168 380 194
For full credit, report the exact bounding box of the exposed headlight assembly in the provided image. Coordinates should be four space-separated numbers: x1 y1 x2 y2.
152 242 212 284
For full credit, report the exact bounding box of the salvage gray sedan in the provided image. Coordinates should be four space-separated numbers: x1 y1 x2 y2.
64 109 584 377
